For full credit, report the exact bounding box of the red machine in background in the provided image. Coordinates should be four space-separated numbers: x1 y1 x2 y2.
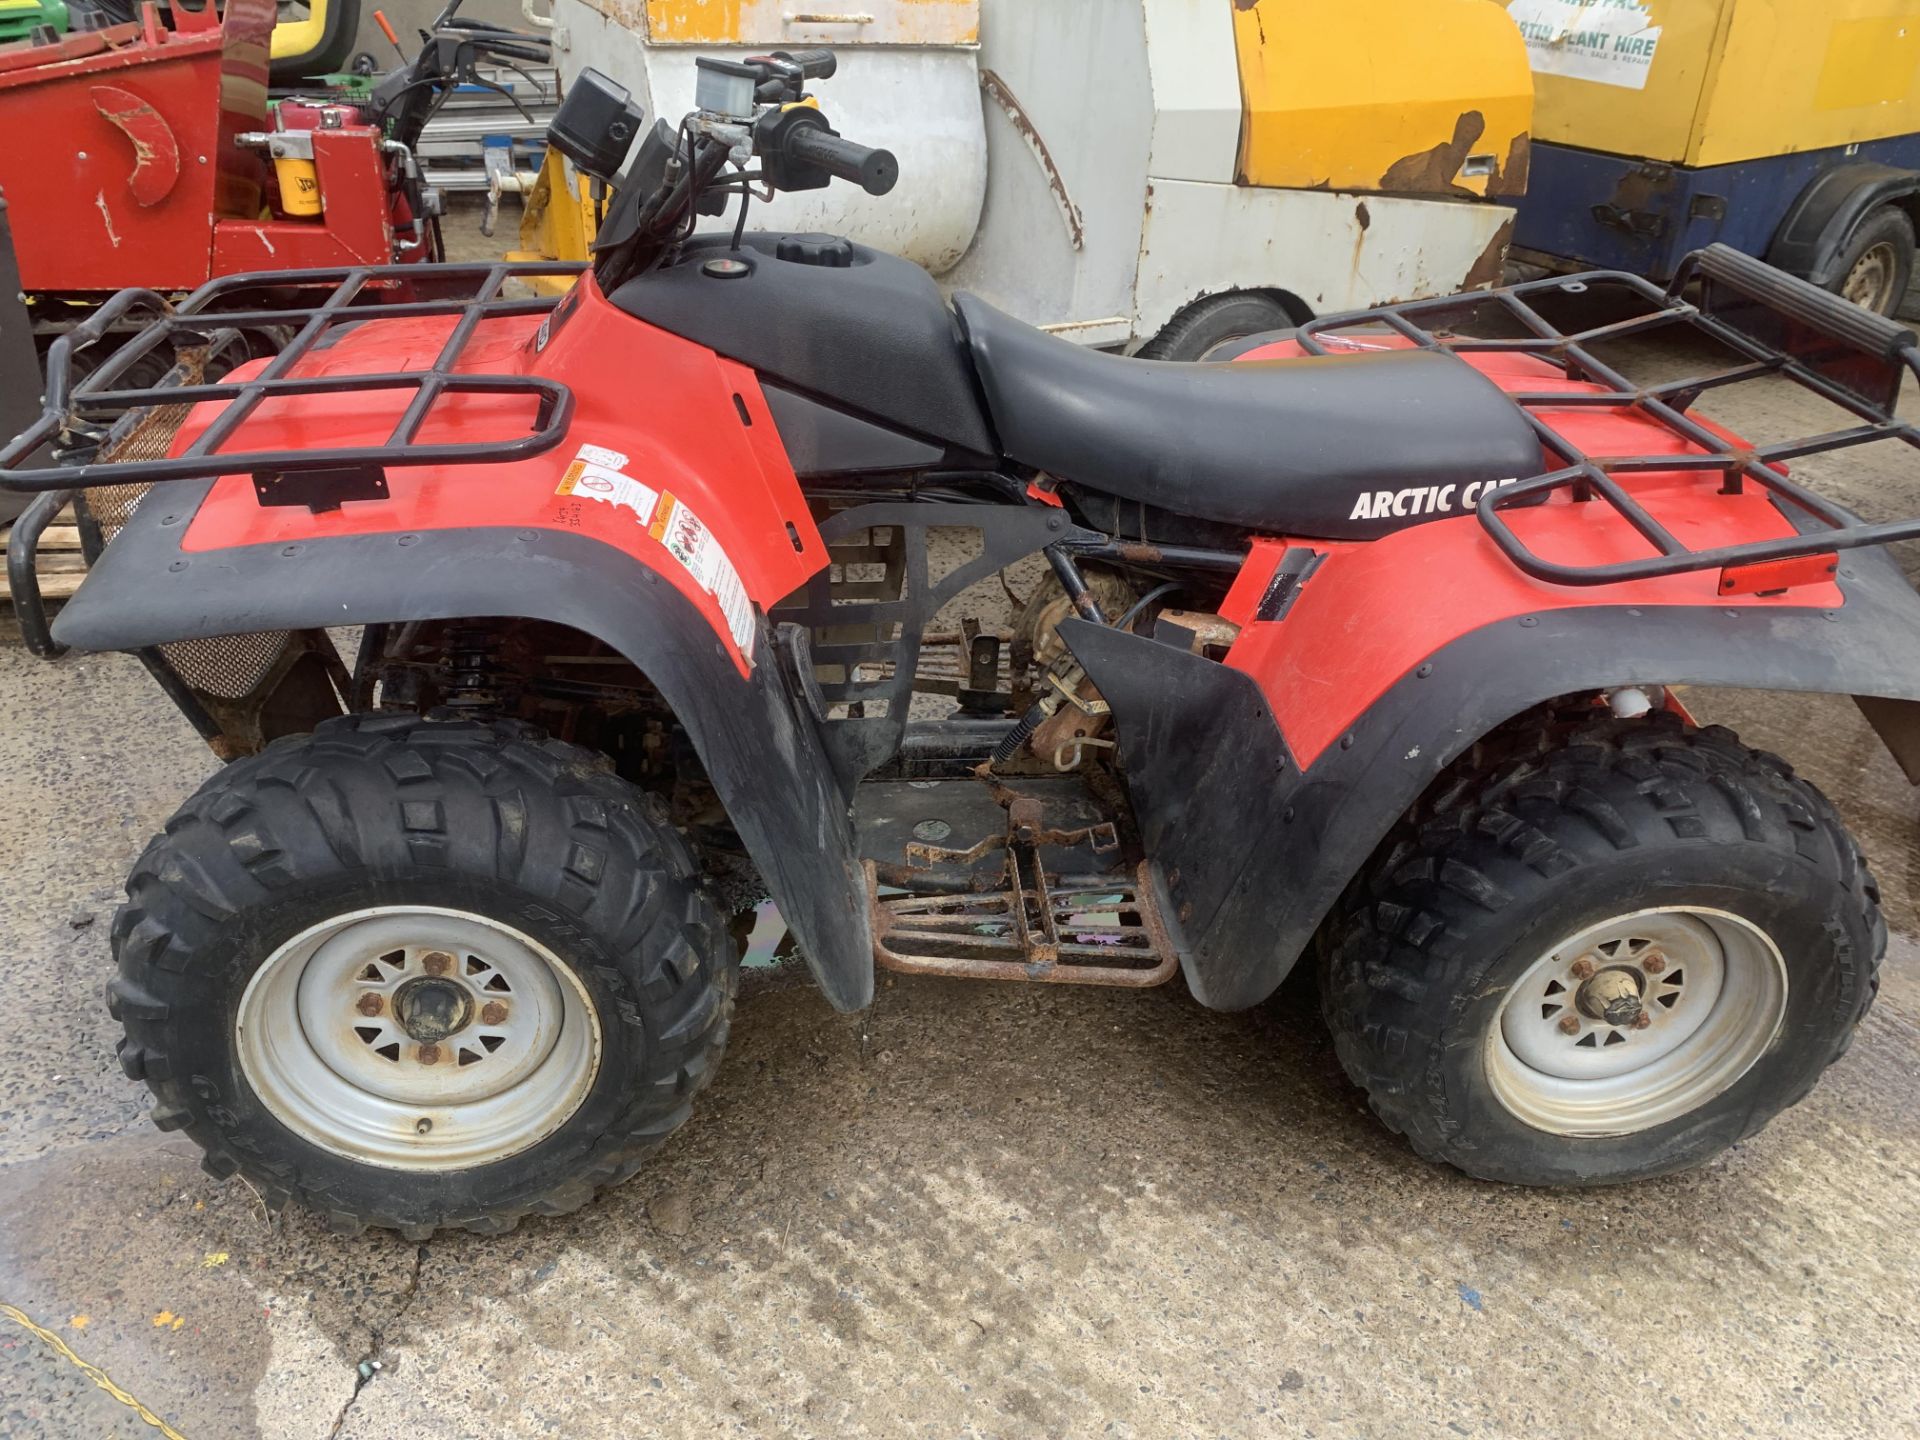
0 0 437 306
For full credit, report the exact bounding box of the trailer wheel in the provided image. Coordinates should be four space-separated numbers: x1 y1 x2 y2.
1136 292 1299 361
109 714 736 1236
1832 205 1914 316
1318 709 1882 1186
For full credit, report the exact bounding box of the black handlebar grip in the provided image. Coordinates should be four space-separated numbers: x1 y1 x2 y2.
787 125 898 196
1684 242 1917 360
775 48 837 79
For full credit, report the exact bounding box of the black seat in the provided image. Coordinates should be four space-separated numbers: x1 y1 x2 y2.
953 294 1545 538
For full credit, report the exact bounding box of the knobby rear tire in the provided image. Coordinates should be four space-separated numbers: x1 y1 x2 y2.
1317 708 1883 1186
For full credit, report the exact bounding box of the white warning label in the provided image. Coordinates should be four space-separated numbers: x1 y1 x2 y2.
555 445 759 662
1507 0 1662 91
650 493 758 659
555 456 659 526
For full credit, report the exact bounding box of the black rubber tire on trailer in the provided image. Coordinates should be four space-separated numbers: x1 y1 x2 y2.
1829 205 1915 317
1135 292 1299 361
109 713 737 1237
1317 708 1883 1186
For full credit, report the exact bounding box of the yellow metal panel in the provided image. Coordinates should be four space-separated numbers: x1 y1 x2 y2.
511 150 598 285
1695 1 1920 166
639 0 978 46
1233 0 1533 198
1515 1 1920 167
1506 0 1730 163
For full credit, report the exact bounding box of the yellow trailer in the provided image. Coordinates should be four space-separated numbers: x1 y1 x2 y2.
1508 0 1920 313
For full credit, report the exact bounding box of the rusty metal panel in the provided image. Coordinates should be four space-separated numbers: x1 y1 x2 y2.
638 0 979 46
1133 180 1517 337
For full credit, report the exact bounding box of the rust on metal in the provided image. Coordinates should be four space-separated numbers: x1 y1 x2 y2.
980 68 1084 250
1379 110 1483 197
355 992 384 1017
905 817 1120 869
421 950 454 976
1462 217 1514 291
479 1000 509 1027
1569 957 1596 980
1641 953 1667 974
417 1043 442 1066
870 860 1179 988
1485 132 1531 199
1557 1013 1582 1035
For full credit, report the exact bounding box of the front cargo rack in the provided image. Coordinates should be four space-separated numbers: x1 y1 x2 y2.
1296 242 1920 586
0 259 587 495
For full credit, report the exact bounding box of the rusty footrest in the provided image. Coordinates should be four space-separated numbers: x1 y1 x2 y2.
867 858 1178 987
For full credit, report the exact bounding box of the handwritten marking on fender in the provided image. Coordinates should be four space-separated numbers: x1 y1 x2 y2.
1349 477 1519 522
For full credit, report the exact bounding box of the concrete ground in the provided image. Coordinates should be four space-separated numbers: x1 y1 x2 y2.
5 267 1920 1437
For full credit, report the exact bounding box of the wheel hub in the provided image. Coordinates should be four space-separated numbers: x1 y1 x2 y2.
392 976 474 1043
1575 966 1646 1027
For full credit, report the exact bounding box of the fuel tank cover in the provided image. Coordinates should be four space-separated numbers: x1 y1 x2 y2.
774 233 855 268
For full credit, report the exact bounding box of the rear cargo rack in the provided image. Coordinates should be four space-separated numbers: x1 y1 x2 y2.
1295 242 1920 586
0 260 586 494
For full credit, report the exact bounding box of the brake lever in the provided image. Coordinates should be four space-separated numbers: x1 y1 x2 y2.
457 69 537 126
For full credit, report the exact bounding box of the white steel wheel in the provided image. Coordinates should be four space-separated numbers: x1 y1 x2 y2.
1485 907 1788 1137
236 906 603 1170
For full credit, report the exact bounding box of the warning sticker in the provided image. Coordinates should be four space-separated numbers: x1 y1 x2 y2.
1507 0 1661 91
554 445 758 661
556 456 658 526
650 493 758 658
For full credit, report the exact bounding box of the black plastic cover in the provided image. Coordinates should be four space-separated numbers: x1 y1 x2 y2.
609 233 997 455
546 68 643 183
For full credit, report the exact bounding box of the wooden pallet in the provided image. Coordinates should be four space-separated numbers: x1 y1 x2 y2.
0 505 83 606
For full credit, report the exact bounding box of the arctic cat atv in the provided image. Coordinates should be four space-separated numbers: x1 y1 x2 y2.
5 55 1917 1236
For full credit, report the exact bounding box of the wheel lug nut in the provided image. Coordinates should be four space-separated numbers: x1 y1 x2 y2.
1641 954 1666 974
1631 1012 1652 1030
417 1043 442 1065
1569 958 1595 980
1558 1014 1582 1035
355 993 384 1017
422 950 455 977
480 1000 509 1026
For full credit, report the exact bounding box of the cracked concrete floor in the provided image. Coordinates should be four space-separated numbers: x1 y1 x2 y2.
5 323 1920 1436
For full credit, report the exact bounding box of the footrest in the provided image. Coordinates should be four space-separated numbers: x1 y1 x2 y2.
868 859 1178 987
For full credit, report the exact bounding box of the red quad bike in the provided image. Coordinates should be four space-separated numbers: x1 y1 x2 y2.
5 55 1917 1235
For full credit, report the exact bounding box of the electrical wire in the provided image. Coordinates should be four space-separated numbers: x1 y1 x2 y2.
1115 581 1183 632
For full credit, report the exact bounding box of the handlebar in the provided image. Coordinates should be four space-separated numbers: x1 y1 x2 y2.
785 124 897 196
774 49 837 79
